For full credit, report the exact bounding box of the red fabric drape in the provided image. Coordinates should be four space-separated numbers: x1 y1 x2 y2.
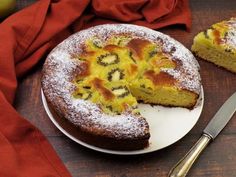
0 0 191 176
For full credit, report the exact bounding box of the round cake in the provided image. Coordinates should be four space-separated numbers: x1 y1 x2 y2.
41 24 201 150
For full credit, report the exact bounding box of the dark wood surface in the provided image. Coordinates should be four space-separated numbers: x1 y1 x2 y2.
14 0 236 176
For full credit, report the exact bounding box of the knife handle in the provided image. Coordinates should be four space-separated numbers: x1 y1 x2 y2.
168 134 212 177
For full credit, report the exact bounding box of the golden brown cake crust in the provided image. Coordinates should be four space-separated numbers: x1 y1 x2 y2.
41 24 201 150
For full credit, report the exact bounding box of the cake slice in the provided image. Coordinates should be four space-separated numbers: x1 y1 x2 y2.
192 18 236 73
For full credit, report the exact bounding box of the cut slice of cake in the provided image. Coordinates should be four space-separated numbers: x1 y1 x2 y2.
192 18 236 73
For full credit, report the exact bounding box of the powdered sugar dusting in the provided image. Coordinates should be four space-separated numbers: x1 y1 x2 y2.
70 99 148 138
219 18 236 49
225 30 236 48
42 37 149 138
41 24 201 139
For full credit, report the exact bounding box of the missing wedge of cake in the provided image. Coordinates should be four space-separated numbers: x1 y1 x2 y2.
192 18 236 73
42 24 201 150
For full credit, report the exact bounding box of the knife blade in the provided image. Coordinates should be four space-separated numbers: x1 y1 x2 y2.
169 92 236 177
204 92 236 139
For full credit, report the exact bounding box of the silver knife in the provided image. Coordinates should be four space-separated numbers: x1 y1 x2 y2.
168 92 236 177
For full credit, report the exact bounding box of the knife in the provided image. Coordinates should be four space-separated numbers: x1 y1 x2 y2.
168 92 236 177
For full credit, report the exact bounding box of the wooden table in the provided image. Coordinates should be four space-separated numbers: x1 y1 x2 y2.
14 0 236 176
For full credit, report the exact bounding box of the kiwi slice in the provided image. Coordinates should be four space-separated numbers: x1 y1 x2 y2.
97 53 119 66
82 91 92 100
111 86 130 98
129 51 136 63
149 48 158 58
93 39 103 48
107 68 125 81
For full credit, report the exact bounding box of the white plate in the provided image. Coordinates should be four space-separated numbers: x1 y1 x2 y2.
41 87 204 155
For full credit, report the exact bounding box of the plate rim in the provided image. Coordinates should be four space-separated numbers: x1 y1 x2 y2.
41 87 204 155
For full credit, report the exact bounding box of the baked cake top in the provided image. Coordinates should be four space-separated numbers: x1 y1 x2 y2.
199 18 236 51
42 24 201 139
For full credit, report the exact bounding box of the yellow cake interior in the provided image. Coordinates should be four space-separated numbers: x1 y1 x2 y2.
192 18 236 73
73 35 198 115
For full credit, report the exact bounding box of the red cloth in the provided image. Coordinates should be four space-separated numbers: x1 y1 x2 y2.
0 0 191 176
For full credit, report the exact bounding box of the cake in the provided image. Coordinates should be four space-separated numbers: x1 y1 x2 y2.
41 24 201 150
192 18 236 73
